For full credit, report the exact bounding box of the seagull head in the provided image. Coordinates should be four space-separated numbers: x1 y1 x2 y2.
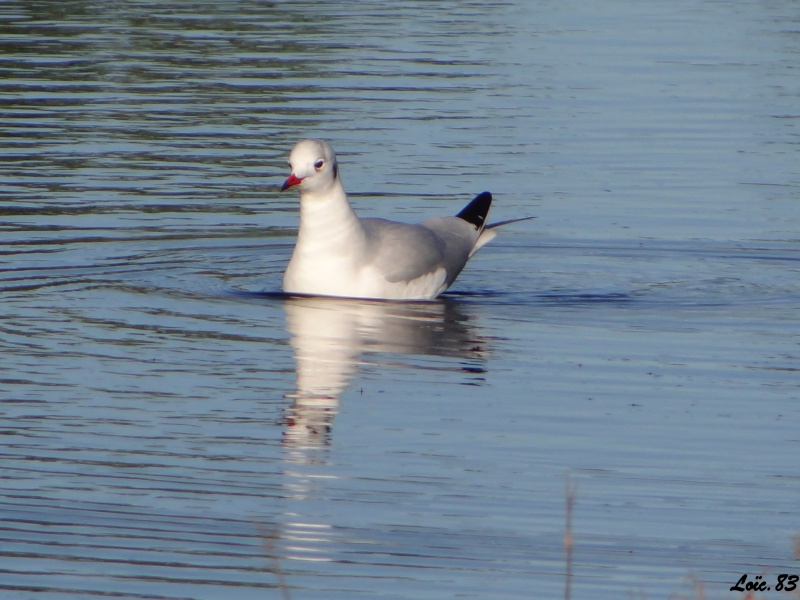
281 139 339 194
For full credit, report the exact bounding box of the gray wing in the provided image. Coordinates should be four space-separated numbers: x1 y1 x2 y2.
361 217 478 285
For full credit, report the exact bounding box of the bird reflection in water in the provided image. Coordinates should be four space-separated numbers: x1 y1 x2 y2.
281 295 487 450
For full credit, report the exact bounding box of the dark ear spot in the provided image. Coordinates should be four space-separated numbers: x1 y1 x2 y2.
333 160 339 180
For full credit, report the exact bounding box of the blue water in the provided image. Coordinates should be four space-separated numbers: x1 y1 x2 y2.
1 1 798 599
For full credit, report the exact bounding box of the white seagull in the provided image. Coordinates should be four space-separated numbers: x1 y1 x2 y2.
280 139 531 300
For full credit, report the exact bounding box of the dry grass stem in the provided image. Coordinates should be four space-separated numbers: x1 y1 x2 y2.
565 476 578 600
256 522 292 600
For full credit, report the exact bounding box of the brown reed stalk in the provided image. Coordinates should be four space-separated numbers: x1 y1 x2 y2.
565 476 577 600
256 522 291 600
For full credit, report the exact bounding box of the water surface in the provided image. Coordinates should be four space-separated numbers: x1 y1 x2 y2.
1 1 799 599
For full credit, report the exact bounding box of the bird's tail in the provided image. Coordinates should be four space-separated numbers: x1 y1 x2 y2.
457 191 535 257
486 215 537 229
470 215 536 256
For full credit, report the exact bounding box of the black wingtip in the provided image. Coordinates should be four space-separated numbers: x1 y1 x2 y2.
456 191 492 229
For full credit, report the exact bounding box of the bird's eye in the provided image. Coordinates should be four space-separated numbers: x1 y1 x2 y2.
314 159 324 170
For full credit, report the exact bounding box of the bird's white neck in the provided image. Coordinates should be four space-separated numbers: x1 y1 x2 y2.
294 179 367 258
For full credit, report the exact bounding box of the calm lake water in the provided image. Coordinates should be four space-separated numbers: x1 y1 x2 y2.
2 1 799 599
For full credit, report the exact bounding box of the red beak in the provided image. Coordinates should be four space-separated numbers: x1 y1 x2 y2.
281 173 303 192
